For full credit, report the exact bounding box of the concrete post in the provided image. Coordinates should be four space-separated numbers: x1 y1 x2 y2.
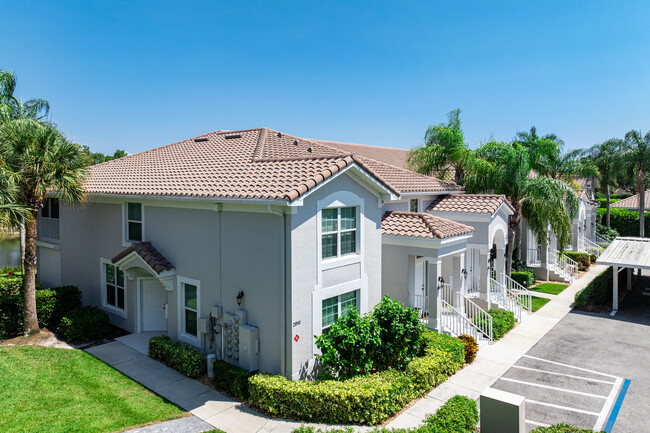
427 260 442 332
480 388 526 433
452 253 464 311
627 267 632 291
613 265 619 311
496 248 505 284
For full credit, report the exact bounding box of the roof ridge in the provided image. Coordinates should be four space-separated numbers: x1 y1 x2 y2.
311 138 411 153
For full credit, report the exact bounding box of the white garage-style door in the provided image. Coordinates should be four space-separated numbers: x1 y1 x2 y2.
141 279 167 332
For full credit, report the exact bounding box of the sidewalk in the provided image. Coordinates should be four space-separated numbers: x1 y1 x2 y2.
386 264 607 428
86 265 605 433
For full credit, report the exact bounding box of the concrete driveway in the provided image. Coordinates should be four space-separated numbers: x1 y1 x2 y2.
491 269 650 432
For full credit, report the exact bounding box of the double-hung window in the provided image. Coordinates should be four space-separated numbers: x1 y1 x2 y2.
409 199 419 212
182 283 198 338
104 263 125 311
126 203 143 242
321 207 358 259
322 290 359 330
39 197 60 241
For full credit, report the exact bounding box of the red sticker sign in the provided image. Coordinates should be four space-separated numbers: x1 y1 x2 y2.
293 334 300 342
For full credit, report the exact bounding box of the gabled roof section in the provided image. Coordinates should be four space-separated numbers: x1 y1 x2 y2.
310 139 411 169
382 211 475 239
426 194 514 215
84 127 461 203
611 191 650 210
112 242 174 275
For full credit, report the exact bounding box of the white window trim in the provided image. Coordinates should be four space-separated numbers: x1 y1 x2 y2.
321 206 359 260
409 198 419 213
123 202 145 246
38 198 60 243
321 289 360 332
177 276 201 347
99 258 127 319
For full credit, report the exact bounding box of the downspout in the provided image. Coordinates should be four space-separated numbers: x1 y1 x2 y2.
217 203 224 360
268 204 287 378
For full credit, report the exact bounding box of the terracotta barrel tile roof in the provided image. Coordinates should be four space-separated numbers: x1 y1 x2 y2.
84 127 461 202
112 242 174 274
310 139 412 169
426 194 514 215
382 211 474 239
611 190 650 210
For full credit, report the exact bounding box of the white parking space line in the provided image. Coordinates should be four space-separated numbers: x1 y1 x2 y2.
526 420 551 428
500 377 608 399
511 365 617 385
594 377 624 432
526 399 601 417
523 355 618 379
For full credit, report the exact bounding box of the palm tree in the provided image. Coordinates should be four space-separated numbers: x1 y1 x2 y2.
408 109 473 184
463 140 579 275
587 139 623 227
0 70 50 124
0 119 87 335
622 130 650 237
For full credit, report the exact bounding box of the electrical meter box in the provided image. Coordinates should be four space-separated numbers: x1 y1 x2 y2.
238 325 259 372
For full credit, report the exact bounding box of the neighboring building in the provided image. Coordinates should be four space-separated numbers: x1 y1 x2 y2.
610 190 650 211
36 127 586 378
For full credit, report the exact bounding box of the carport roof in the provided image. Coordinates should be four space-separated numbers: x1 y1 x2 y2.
596 237 650 270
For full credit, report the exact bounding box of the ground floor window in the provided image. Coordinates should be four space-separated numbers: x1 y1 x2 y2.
182 282 198 338
322 290 359 330
104 263 125 310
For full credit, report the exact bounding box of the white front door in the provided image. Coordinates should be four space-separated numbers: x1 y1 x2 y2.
141 279 167 332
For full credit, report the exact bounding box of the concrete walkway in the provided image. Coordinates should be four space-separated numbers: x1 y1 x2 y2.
386 265 607 429
86 266 605 433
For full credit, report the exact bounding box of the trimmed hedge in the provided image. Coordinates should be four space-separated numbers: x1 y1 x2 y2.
574 267 627 311
511 268 536 287
490 309 516 340
0 285 82 339
249 331 465 425
58 306 110 341
0 275 44 296
213 360 251 400
148 335 206 378
531 423 603 433
290 395 478 433
562 251 591 271
597 208 650 237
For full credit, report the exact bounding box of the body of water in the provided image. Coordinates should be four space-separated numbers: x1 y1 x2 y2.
0 238 20 268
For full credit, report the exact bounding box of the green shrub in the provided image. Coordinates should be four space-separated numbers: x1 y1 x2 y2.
373 296 424 370
597 208 650 237
511 268 536 287
596 223 619 242
0 275 44 297
0 285 82 339
489 309 515 340
574 267 627 311
531 423 602 432
148 335 206 378
423 395 478 433
562 251 590 271
406 347 462 397
420 329 465 365
458 334 477 363
213 360 251 400
315 308 381 379
58 306 110 341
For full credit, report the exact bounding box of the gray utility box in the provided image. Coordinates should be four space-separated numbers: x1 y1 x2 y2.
238 325 260 372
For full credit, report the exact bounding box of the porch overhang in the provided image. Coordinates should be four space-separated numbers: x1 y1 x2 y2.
112 242 176 291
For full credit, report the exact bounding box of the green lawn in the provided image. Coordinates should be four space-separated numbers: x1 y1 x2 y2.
532 282 569 295
531 296 551 312
0 346 185 433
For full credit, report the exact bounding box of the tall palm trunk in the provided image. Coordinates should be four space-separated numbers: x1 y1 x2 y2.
639 170 646 238
19 219 25 273
505 203 522 276
605 185 611 228
22 210 39 335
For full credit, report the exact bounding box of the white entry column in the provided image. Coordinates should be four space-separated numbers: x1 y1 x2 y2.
427 259 442 332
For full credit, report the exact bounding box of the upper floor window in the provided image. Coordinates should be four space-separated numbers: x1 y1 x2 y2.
409 199 419 212
39 198 59 241
126 203 143 242
322 206 358 259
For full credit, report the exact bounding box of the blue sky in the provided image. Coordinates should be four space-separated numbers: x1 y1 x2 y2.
3 1 649 154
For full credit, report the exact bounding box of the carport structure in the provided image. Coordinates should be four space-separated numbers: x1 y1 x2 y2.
596 237 650 311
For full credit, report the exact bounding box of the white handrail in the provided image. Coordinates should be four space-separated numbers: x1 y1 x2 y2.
440 283 453 305
457 292 493 342
595 232 613 247
582 237 605 258
503 273 533 313
548 250 577 282
560 253 579 279
440 297 479 341
527 247 541 266
489 277 523 320
413 293 429 324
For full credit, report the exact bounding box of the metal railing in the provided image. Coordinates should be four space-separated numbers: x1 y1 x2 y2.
412 293 429 323
582 236 605 258
457 291 493 342
595 232 613 248
527 247 541 266
503 273 533 313
440 283 453 305
440 296 479 341
489 277 523 320
548 250 578 282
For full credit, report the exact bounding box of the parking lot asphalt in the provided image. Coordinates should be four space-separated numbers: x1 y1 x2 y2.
491 269 650 432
